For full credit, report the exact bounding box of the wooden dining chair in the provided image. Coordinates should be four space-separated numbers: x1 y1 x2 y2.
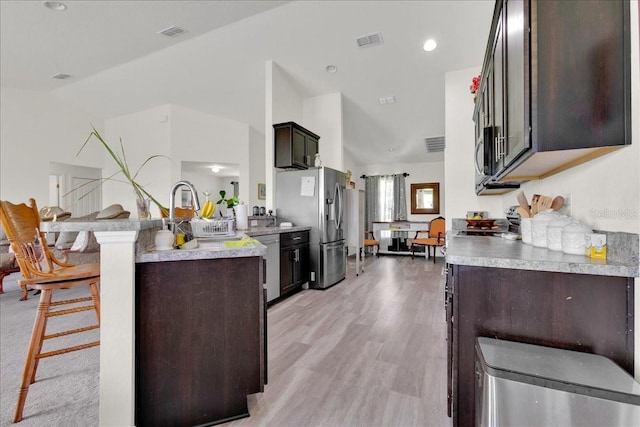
364 230 380 257
411 216 446 263
0 198 101 423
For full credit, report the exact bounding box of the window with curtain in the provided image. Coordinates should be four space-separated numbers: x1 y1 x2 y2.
364 174 407 230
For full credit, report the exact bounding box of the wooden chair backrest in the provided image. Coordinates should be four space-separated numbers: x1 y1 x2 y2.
429 217 446 238
0 198 63 279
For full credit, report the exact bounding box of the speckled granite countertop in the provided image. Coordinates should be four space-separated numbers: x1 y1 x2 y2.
40 219 312 264
136 233 266 263
445 231 639 277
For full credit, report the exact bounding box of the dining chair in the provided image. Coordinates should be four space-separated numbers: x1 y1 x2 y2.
0 198 101 423
364 230 380 257
411 216 446 263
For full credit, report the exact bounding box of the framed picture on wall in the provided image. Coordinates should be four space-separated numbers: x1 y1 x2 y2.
258 183 266 200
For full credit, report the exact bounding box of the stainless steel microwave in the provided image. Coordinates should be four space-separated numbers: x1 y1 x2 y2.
475 126 521 195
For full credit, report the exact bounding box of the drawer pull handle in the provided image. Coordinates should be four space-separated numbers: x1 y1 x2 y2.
293 236 302 240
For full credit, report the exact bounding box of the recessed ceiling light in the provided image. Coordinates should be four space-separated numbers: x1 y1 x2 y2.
423 39 437 52
211 166 220 173
388 148 395 152
43 1 67 11
325 65 338 73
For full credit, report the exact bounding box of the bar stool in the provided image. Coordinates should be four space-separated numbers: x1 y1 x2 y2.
0 198 101 423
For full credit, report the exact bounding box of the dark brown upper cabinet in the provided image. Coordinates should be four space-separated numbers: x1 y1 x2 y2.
274 122 319 169
474 0 631 184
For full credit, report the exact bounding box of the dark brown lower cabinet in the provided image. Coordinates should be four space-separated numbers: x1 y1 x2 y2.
135 256 264 427
446 264 634 427
280 231 309 298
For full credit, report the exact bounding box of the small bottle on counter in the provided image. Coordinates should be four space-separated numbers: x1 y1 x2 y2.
588 233 607 259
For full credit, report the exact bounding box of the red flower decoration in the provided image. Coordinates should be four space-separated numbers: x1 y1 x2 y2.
469 75 481 94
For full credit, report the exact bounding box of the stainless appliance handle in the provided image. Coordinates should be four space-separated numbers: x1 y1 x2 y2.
336 183 343 229
474 138 484 176
333 183 340 229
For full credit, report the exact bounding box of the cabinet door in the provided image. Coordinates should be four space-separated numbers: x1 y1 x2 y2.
305 136 318 167
490 11 505 175
503 0 528 167
293 244 309 286
280 247 293 292
534 0 630 151
292 129 307 168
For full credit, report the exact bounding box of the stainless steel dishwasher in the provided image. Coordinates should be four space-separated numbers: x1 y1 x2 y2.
255 234 280 303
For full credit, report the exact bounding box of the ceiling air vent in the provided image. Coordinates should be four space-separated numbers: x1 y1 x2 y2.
425 136 445 152
157 25 186 37
51 73 72 80
356 32 383 48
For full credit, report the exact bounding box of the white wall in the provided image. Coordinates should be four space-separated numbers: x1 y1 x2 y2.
266 60 304 215
343 149 365 191
101 104 252 217
170 105 251 206
304 92 344 171
249 126 266 209
444 67 506 227
267 61 346 216
364 161 445 223
0 88 103 206
101 106 173 217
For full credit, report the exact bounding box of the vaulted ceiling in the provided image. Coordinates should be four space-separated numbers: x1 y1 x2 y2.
1 0 494 165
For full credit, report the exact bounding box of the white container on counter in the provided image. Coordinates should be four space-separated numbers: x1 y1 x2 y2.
561 222 593 255
154 229 174 250
235 203 249 230
546 216 572 251
520 218 533 244
531 209 561 248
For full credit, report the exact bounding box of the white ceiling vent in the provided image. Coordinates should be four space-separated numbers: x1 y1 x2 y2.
425 136 445 152
157 25 186 37
356 32 383 48
51 73 72 80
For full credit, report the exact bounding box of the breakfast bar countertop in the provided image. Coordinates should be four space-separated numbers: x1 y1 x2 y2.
445 231 639 278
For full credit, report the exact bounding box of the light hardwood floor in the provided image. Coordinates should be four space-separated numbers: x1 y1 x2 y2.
228 254 451 427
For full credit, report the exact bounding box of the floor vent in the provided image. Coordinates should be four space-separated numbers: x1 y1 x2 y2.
157 25 186 37
356 32 383 48
425 136 445 152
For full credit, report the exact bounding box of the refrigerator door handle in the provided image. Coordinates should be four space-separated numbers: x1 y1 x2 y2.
336 183 343 229
333 183 340 229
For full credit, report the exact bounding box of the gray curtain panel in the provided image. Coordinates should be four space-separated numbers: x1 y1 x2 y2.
393 173 407 221
364 174 407 231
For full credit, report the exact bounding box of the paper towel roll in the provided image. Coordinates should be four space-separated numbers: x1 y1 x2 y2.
236 204 248 230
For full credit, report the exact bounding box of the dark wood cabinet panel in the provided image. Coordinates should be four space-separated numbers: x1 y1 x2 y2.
533 0 630 152
447 264 634 427
274 122 320 169
280 231 310 297
135 257 264 427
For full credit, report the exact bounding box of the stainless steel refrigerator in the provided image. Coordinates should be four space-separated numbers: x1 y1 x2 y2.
276 167 346 289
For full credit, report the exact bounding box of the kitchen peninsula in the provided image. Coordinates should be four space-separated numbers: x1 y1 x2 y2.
445 231 639 426
40 218 267 427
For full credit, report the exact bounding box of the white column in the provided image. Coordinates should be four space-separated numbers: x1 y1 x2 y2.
94 230 138 427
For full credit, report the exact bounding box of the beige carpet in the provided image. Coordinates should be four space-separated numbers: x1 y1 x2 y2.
0 273 99 427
